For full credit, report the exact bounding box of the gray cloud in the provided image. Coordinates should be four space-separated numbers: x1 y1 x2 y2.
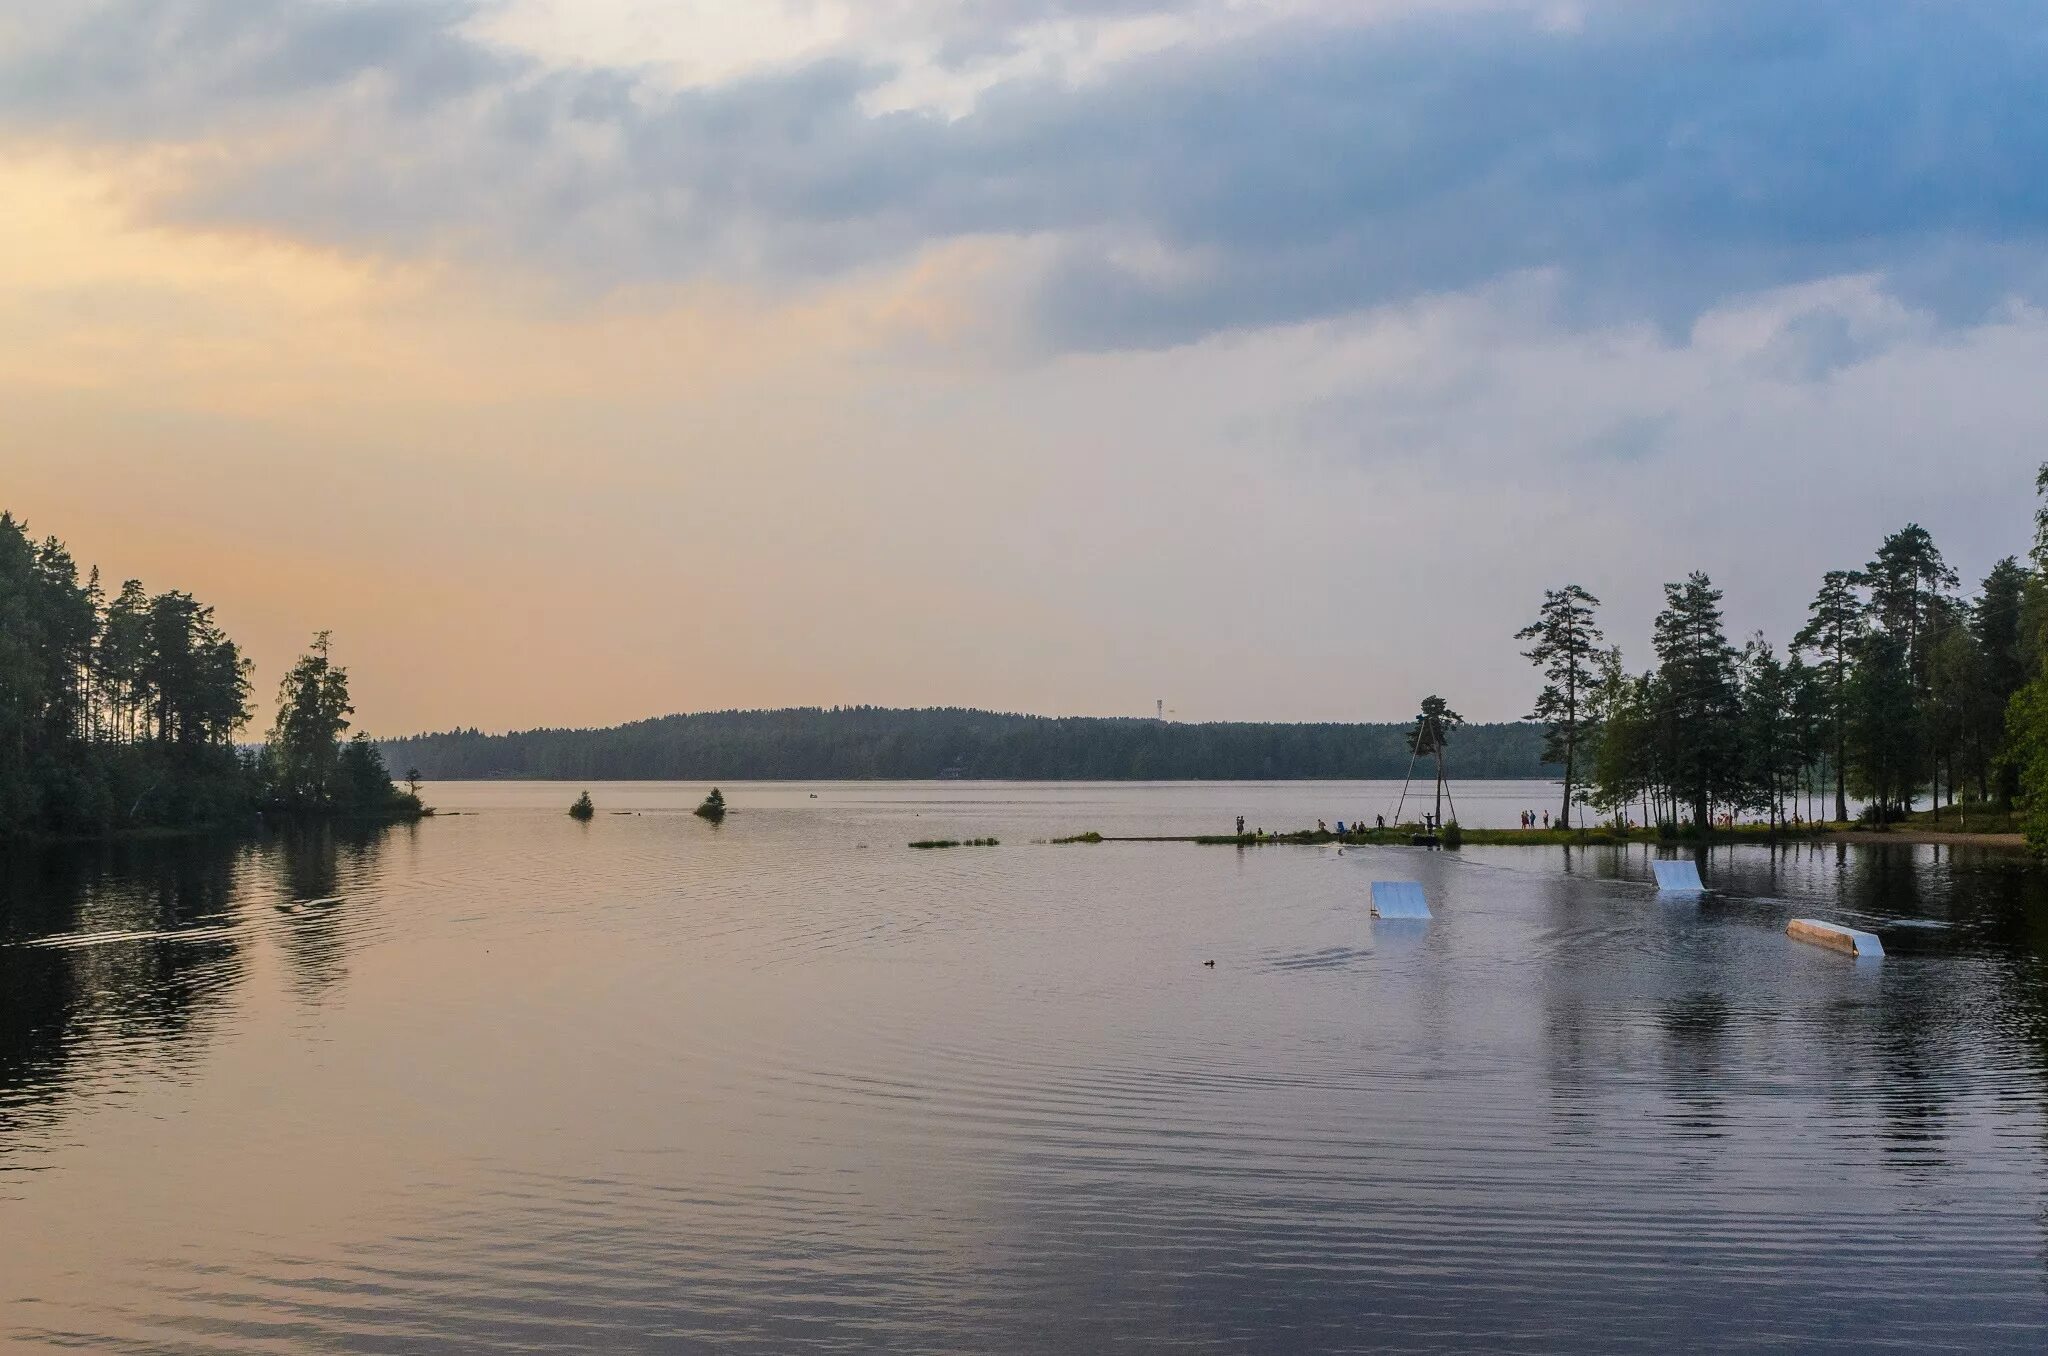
5 0 2047 349
2 1 498 134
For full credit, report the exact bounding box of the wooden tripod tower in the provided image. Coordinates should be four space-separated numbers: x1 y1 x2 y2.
1393 696 1460 834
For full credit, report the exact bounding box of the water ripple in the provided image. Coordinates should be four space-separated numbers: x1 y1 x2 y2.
3 789 2047 1350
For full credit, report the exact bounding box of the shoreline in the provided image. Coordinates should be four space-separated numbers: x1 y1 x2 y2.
0 807 434 849
1822 828 2026 849
1061 824 2033 851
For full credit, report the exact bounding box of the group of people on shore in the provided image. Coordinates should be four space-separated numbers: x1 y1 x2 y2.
1235 814 1390 838
1228 805 1826 839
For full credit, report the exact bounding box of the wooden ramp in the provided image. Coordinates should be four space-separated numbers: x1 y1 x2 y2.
1788 918 1884 958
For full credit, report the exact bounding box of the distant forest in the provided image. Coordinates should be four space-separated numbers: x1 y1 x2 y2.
381 708 1561 782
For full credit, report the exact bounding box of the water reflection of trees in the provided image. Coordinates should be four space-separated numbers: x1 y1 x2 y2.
1657 990 1731 1139
0 838 246 1122
272 821 397 1001
0 824 395 1146
1537 840 2048 1181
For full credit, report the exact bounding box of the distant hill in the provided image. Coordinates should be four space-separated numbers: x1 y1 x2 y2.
381 707 1560 781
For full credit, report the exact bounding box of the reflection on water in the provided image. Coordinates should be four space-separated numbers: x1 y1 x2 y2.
3 784 2048 1351
0 825 408 1149
0 837 246 1140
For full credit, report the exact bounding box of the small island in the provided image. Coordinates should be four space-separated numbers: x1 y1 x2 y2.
694 788 726 822
1 512 425 840
569 791 595 820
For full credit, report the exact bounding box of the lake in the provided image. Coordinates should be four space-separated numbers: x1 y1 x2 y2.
5 780 2048 1351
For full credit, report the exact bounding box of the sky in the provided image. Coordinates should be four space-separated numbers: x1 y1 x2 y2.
4 0 2046 735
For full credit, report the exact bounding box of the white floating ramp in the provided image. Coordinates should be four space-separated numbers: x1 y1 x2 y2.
1651 860 1704 892
1371 881 1431 919
1788 918 1885 958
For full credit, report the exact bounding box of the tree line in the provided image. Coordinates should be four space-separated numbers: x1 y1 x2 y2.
1513 467 2048 838
382 707 1561 782
0 512 421 837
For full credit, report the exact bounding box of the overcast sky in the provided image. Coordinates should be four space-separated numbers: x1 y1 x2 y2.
5 0 2044 733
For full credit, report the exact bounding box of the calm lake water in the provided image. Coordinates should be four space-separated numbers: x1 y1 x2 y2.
5 780 2048 1351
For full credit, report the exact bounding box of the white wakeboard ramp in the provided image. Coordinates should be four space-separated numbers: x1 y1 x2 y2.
1371 881 1431 919
1651 859 1704 892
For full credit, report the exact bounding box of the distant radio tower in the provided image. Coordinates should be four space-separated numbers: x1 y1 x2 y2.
1156 699 1164 721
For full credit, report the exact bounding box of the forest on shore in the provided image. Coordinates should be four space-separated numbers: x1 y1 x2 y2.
1499 462 2048 845
1 512 422 838
25 457 2048 852
382 708 1560 782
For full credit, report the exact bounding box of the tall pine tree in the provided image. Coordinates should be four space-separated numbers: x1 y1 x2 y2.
1793 570 1864 822
1652 572 1743 831
1516 585 1605 829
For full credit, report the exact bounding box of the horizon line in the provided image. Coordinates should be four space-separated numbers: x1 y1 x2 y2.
376 704 1544 742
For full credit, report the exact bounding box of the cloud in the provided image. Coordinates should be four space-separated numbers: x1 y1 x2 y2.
0 1 499 134
8 144 2045 730
5 0 2046 351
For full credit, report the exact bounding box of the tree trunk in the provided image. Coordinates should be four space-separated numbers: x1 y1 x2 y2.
1560 735 1573 831
1834 722 1847 823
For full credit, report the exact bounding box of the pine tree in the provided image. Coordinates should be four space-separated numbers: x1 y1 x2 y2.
1739 636 1800 831
268 632 354 808
2007 672 2048 851
1786 653 1828 822
1866 524 1960 673
1974 557 2029 805
1652 572 1743 831
1793 569 1864 822
1864 524 1958 813
1517 585 1604 829
2034 463 2048 567
1847 631 1922 822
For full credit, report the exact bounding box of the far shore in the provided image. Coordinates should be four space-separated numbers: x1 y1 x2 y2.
1822 827 2026 849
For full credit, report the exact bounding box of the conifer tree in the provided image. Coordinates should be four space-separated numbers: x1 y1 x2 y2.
268 632 354 808
1517 585 1604 829
1847 631 1921 822
1793 570 1864 822
1652 572 1743 831
1739 637 1800 830
1974 557 2029 805
1864 524 1958 813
